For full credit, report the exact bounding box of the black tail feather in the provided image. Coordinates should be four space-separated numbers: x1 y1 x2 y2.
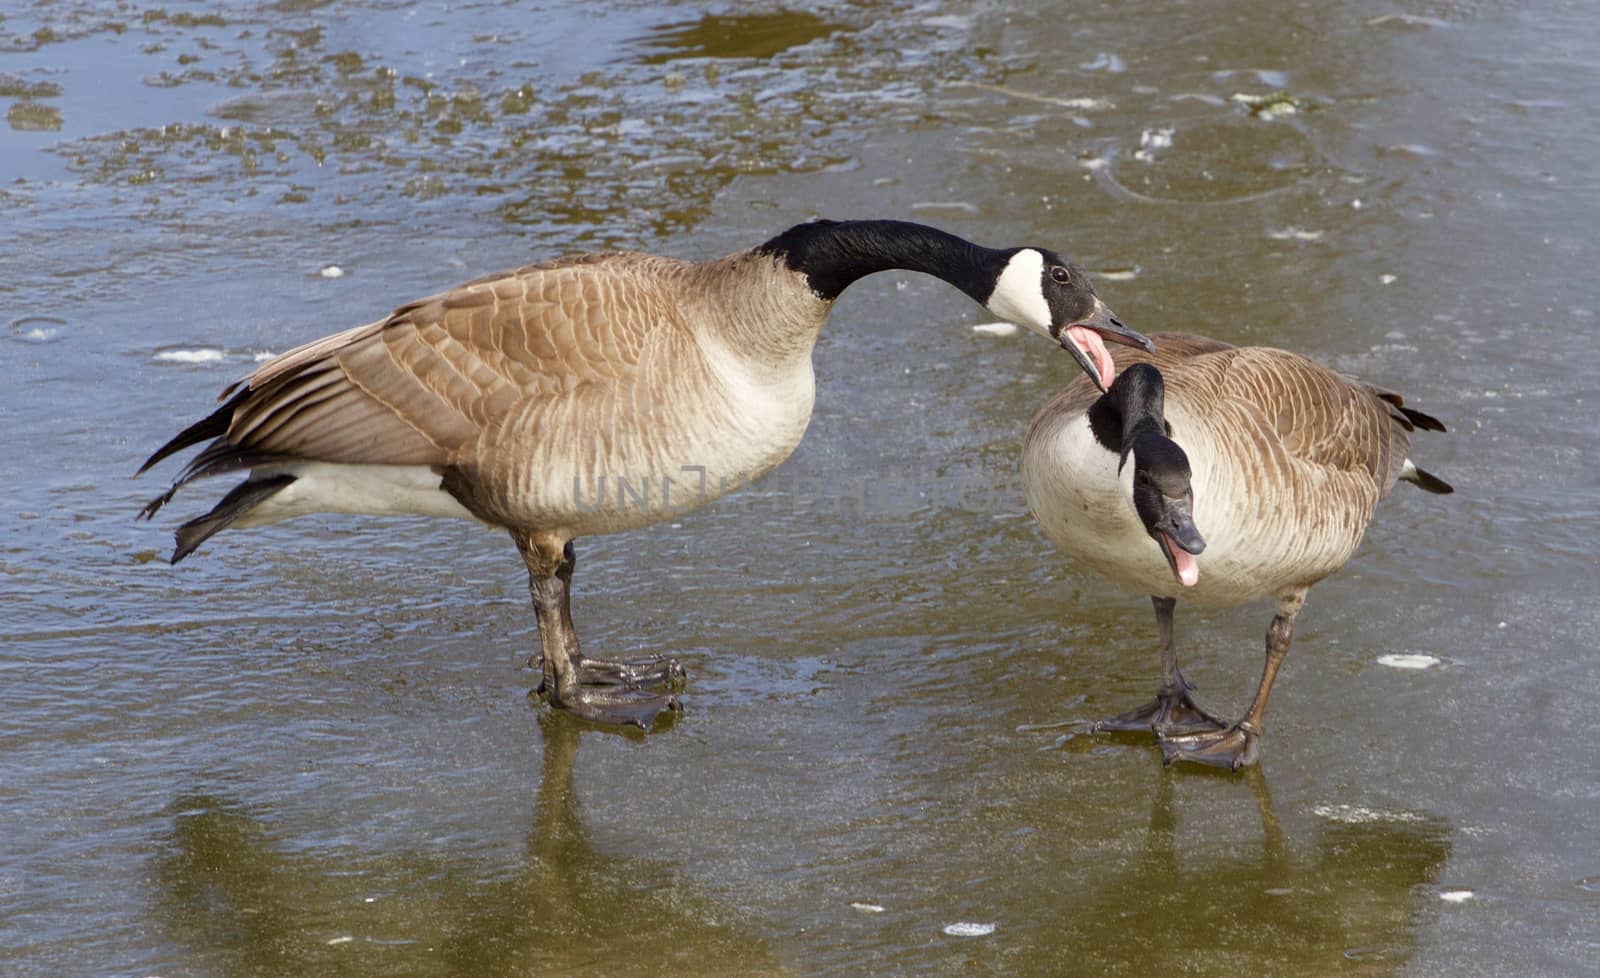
1370 387 1448 434
173 441 291 491
137 484 180 522
171 475 296 563
1403 464 1454 495
1398 405 1447 433
137 401 235 476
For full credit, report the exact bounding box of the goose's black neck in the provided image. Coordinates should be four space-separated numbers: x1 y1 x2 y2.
756 219 1012 303
1088 362 1168 463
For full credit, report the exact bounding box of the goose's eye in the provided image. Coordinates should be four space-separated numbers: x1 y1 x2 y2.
1050 265 1071 285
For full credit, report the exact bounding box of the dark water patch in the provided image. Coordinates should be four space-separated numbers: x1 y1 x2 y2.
6 98 61 130
634 10 843 64
0 72 61 97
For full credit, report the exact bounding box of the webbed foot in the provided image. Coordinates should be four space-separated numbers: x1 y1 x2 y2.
1159 721 1261 771
534 679 683 731
1093 670 1226 736
531 653 686 691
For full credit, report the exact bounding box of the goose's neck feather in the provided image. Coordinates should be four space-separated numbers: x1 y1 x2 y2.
756 219 1008 305
681 251 833 372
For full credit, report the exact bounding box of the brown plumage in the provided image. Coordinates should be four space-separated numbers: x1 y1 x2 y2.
138 219 1148 729
1022 331 1452 769
140 252 827 537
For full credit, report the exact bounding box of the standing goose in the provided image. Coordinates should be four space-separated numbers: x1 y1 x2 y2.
1021 333 1452 769
139 219 1150 730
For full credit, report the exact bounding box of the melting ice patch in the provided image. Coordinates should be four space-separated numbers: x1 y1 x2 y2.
1133 127 1174 162
971 322 1019 337
1377 653 1440 670
1230 91 1301 120
9 316 67 343
1079 52 1126 73
1096 266 1141 282
945 81 1112 112
153 348 227 364
1313 804 1430 824
1267 227 1325 242
911 201 980 216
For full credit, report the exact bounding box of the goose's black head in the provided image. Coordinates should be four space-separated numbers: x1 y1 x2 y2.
1129 430 1205 588
1094 363 1205 587
982 246 1151 391
756 220 1151 390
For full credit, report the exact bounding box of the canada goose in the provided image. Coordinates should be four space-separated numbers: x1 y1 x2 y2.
1021 333 1452 769
139 219 1150 730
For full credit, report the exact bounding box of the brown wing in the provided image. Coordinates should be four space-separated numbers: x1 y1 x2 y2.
141 252 685 487
1026 331 1240 435
1029 331 1433 498
1203 347 1424 496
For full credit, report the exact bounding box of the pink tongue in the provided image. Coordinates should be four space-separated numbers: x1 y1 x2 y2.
1067 326 1115 388
1164 533 1200 587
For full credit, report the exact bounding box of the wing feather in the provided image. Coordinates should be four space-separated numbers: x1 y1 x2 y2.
1036 332 1442 500
170 255 680 480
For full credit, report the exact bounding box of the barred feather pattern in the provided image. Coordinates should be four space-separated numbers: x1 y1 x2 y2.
141 249 832 538
1021 332 1450 608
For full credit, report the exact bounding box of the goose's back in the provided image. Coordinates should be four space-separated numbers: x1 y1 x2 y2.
1025 333 1422 605
209 251 828 534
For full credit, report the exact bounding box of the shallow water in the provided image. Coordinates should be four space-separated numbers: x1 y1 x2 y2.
3 1 1598 975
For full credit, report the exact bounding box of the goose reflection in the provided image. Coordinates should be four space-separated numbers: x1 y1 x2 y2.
1036 770 1453 973
151 717 790 978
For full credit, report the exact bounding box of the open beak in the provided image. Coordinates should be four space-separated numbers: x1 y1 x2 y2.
1153 498 1205 587
1058 297 1154 392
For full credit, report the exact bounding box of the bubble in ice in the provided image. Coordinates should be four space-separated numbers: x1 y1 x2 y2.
153 348 227 364
1377 653 1440 670
971 322 1019 337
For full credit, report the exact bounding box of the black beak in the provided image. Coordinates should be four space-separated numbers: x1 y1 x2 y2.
1155 498 1205 555
1075 296 1154 353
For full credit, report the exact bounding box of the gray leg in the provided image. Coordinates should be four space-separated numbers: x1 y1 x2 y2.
532 542 685 690
1094 596 1226 736
1161 587 1307 770
515 532 683 731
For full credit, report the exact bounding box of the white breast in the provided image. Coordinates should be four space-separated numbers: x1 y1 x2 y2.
514 336 819 536
1023 403 1354 609
1022 412 1173 595
1163 400 1367 606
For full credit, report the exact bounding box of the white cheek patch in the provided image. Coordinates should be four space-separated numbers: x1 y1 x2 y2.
986 249 1051 336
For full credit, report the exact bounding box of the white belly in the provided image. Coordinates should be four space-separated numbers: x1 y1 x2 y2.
1023 406 1363 608
238 352 820 537
235 462 478 527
